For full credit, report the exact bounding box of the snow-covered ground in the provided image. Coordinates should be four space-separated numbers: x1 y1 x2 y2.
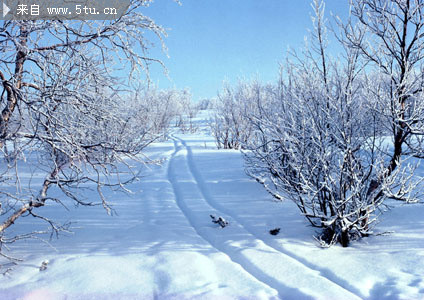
1 113 424 299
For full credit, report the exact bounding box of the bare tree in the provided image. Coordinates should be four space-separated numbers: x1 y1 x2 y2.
0 0 170 263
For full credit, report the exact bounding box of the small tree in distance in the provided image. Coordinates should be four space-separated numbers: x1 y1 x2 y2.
211 81 273 150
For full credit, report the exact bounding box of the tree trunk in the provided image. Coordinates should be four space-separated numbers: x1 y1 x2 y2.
340 230 349 247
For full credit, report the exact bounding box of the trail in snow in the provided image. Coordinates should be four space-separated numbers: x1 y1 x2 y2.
175 136 365 299
167 138 286 298
167 135 361 300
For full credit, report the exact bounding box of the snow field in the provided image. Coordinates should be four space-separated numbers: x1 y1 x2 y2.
1 115 423 299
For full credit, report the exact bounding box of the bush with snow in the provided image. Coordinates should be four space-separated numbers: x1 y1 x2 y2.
214 0 424 247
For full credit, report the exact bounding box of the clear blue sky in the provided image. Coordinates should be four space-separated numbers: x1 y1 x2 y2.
144 0 350 101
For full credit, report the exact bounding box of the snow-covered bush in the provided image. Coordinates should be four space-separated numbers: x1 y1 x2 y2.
174 89 199 133
245 0 424 247
132 87 194 137
197 99 213 111
211 81 274 149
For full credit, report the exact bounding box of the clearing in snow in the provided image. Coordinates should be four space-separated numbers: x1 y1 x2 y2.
1 114 423 299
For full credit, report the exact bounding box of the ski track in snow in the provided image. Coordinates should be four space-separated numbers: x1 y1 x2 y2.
167 135 362 300
175 136 365 299
167 138 285 298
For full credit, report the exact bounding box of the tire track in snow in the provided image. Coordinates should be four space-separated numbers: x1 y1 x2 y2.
174 135 364 300
167 138 308 299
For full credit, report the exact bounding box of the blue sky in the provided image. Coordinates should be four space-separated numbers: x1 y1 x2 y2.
144 0 350 101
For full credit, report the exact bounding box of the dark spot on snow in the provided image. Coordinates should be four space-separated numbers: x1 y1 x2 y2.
269 228 280 235
210 214 229 228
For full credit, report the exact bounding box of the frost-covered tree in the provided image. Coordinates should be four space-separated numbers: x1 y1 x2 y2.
197 99 213 111
244 0 424 247
131 87 196 137
174 89 198 133
211 81 273 149
342 0 424 202
0 0 170 262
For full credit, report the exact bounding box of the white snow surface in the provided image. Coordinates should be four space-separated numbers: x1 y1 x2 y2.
1 113 424 300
